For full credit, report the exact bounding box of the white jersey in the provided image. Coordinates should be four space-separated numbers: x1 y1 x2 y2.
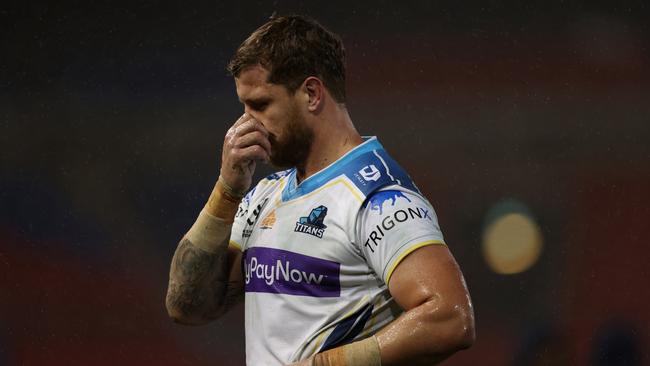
229 137 446 365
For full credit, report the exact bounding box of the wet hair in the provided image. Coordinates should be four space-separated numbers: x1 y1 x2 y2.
227 15 346 103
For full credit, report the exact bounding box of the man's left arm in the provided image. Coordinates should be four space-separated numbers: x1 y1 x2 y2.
293 245 474 366
376 244 475 365
291 189 475 365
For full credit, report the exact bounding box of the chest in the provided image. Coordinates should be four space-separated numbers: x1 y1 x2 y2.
244 190 360 258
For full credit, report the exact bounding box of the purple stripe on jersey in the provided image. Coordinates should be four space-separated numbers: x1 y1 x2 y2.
243 247 341 297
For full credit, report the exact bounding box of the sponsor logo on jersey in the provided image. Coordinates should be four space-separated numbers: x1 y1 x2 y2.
363 205 433 253
260 210 276 229
359 164 381 181
235 206 246 219
366 190 412 215
242 198 269 238
294 205 328 238
243 247 341 297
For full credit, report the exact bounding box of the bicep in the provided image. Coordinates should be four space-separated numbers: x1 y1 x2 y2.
388 245 470 312
376 245 475 364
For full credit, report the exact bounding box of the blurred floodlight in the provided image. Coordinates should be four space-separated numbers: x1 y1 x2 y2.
482 201 543 275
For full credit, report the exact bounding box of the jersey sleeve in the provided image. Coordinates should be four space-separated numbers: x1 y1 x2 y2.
355 187 446 285
229 187 255 251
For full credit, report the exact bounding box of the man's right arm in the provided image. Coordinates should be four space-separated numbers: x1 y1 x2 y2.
165 182 243 325
165 113 271 325
165 177 243 325
166 240 243 324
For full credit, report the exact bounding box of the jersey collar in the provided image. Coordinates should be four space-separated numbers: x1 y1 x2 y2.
281 136 383 202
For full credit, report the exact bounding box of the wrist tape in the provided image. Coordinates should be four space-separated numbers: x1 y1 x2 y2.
184 209 232 253
218 176 246 200
313 335 381 366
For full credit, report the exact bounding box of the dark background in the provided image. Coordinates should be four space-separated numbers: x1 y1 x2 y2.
1 1 649 365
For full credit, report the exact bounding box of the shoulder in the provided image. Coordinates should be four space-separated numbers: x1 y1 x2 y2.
360 185 433 218
355 184 445 283
334 138 420 198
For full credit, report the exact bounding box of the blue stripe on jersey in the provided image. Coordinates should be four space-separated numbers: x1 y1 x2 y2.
319 303 374 352
281 137 418 202
264 168 292 181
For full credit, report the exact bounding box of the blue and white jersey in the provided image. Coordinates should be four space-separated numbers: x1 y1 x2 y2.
229 137 446 365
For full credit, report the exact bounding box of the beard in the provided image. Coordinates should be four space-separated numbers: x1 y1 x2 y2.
267 105 314 170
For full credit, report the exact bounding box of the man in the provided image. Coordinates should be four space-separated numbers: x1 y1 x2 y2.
166 15 474 366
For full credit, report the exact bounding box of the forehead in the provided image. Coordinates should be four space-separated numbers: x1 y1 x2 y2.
235 65 287 101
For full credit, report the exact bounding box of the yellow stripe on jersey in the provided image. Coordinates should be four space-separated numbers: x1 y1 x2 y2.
310 330 329 356
337 178 364 202
279 176 363 208
274 178 287 205
385 240 447 285
357 296 383 340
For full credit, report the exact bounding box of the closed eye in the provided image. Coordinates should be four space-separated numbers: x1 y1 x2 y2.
244 98 271 112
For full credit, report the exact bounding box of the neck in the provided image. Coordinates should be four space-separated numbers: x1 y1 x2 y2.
296 105 362 183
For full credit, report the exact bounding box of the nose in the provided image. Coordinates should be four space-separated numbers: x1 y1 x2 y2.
243 106 260 122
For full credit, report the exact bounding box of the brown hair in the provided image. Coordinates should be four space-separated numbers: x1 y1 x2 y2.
227 15 346 103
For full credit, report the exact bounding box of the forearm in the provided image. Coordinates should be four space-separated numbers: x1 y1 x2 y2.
166 112 268 324
165 179 243 324
304 299 473 366
376 297 475 365
166 236 230 324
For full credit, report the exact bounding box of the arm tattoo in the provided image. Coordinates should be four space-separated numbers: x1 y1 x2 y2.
166 238 237 322
174 238 216 282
